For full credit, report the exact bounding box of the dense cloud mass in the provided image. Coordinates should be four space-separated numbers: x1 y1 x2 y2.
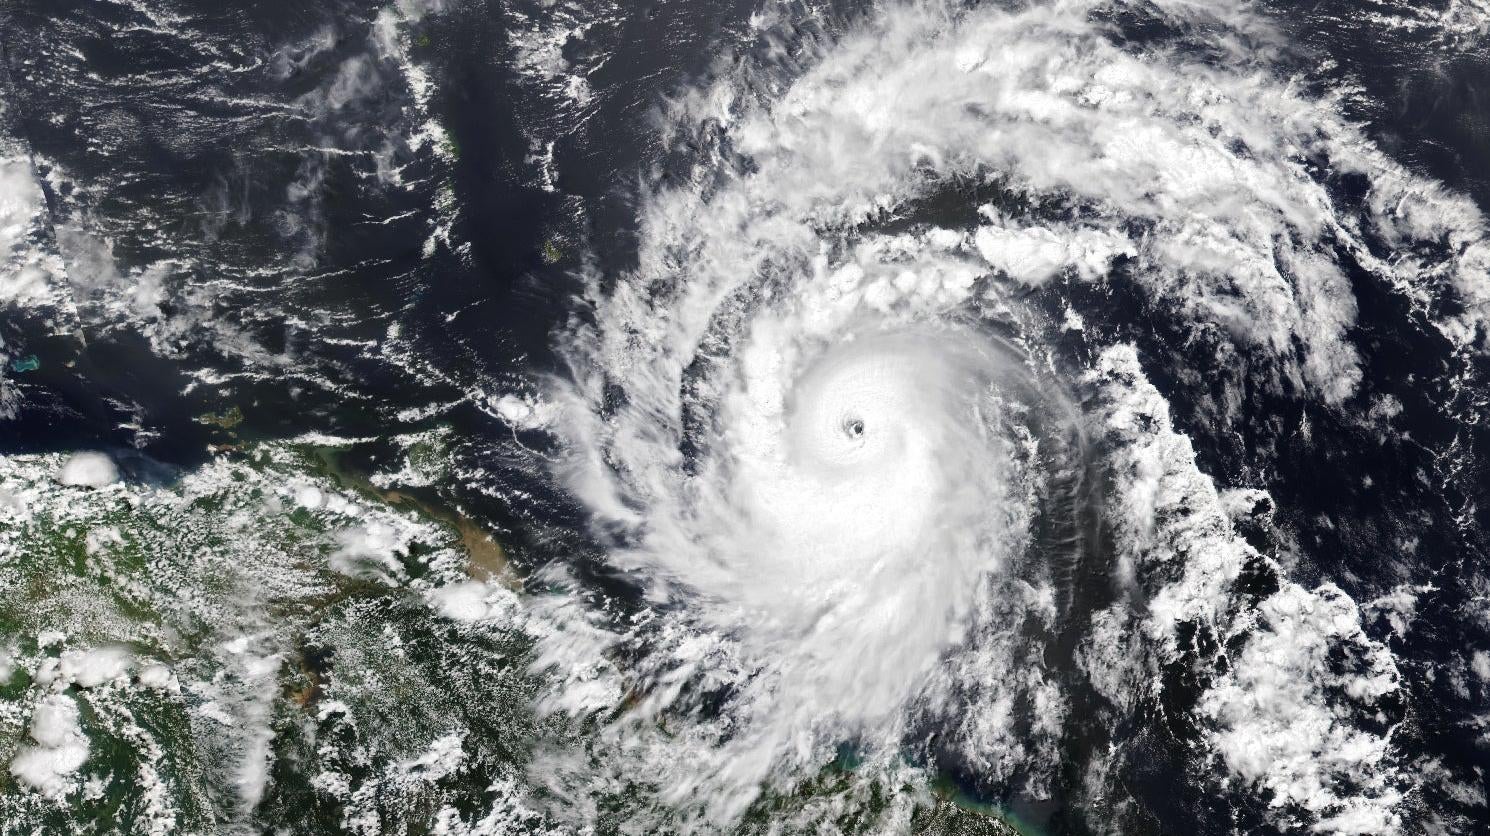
536 0 1490 832
3 0 1489 833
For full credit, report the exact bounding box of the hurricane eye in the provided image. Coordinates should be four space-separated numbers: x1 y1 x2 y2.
844 418 866 439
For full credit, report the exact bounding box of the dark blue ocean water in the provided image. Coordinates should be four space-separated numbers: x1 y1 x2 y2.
3 0 1489 833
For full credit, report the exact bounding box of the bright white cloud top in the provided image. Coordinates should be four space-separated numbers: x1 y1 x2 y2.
533 0 1488 831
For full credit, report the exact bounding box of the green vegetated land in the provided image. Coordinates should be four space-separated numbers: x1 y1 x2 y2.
0 440 1019 836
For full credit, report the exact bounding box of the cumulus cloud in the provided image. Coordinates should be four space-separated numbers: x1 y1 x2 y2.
1088 345 1406 833
55 452 120 488
491 393 558 431
428 581 517 624
329 521 411 580
0 154 68 314
972 220 1134 286
35 646 132 690
1200 585 1402 832
10 695 90 798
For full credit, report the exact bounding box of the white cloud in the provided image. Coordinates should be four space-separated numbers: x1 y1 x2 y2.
9 694 90 798
428 581 515 623
491 393 558 431
973 220 1134 286
0 640 16 685
38 646 132 690
55 452 120 488
1471 651 1490 683
1200 585 1402 832
399 732 465 781
531 0 1489 822
0 155 66 312
1087 345 1406 833
292 484 325 510
137 663 177 692
329 521 410 580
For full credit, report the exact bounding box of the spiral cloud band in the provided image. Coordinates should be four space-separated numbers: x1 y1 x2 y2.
529 0 1490 832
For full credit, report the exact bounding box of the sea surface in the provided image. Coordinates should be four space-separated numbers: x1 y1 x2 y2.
2 0 1490 834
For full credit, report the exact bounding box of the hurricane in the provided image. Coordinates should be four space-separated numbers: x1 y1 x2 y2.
4 0 1489 833
530 0 1490 832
